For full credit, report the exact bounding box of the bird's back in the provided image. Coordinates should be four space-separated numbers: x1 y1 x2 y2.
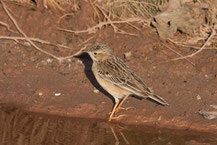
94 56 151 96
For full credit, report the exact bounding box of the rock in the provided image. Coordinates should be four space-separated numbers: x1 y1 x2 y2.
46 58 53 63
152 0 205 39
199 110 217 120
38 92 43 96
54 93 61 96
124 52 132 59
196 95 201 100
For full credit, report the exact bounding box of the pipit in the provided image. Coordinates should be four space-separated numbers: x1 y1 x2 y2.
82 44 169 121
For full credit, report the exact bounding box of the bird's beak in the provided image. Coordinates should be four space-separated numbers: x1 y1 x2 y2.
82 49 87 52
72 48 87 57
81 48 89 53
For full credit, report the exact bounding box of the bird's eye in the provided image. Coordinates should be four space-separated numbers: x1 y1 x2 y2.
94 52 97 55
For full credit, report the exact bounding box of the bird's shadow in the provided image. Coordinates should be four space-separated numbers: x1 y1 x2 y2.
75 53 116 105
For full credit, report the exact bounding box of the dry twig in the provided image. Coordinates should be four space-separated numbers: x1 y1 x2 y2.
0 21 17 33
78 35 95 47
0 36 72 49
1 0 62 61
169 27 216 61
95 3 140 36
88 0 101 19
58 18 143 36
1 0 82 62
161 43 195 66
96 4 119 32
58 13 74 23
43 0 65 12
168 40 217 50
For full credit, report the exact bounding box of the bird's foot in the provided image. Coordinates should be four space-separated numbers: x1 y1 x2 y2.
115 107 134 113
108 107 133 115
108 114 126 122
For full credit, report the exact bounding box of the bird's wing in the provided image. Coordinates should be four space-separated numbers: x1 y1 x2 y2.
97 56 169 106
97 56 151 96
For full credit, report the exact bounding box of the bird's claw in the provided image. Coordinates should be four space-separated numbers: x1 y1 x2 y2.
115 107 134 113
108 114 126 122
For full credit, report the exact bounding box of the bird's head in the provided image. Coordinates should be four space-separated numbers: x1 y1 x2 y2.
82 44 113 61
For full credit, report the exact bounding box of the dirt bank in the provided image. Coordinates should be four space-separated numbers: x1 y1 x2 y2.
0 1 216 134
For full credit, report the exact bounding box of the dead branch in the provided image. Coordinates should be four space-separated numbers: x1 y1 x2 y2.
0 35 85 60
0 21 17 33
96 4 141 36
168 39 217 50
95 4 119 32
58 13 74 23
58 18 143 36
161 43 195 66
57 46 87 60
78 35 95 47
169 27 216 61
43 0 65 12
0 0 81 62
88 0 101 19
1 0 63 61
0 36 72 49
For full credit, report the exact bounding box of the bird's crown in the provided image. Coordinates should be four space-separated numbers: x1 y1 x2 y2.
86 44 113 54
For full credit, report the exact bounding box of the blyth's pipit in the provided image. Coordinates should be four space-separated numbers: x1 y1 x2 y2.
82 44 169 121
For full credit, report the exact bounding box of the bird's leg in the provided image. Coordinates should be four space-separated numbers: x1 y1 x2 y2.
108 100 120 122
115 95 130 113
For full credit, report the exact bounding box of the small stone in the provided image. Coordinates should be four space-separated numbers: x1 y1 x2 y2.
46 58 53 63
124 52 132 59
196 95 201 100
38 92 43 96
54 93 61 96
30 57 36 61
199 110 217 120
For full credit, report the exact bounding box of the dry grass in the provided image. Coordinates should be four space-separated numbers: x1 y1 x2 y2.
8 0 80 12
3 0 216 63
101 0 168 19
43 0 79 11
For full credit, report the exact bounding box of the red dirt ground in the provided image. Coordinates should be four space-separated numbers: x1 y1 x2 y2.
0 1 216 134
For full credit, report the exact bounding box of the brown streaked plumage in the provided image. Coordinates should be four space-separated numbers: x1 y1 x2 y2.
82 44 169 121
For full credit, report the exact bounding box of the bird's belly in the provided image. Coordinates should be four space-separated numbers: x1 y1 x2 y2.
94 74 128 100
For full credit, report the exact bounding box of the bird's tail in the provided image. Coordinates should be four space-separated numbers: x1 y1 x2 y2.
147 93 169 106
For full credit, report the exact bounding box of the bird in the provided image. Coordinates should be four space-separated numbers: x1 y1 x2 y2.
82 44 169 121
